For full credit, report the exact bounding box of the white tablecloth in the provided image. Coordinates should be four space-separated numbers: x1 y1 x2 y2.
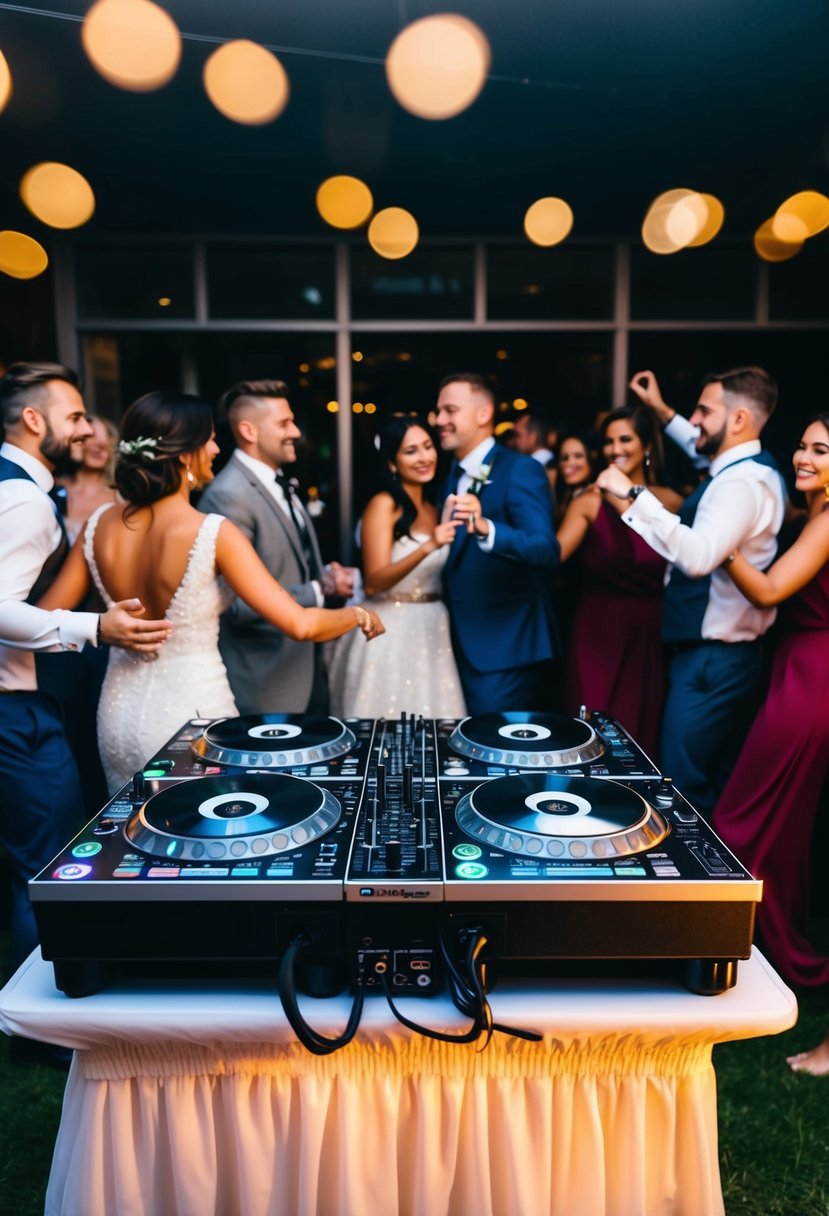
0 950 796 1216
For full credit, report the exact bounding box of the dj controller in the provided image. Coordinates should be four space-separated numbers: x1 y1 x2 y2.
31 710 761 1006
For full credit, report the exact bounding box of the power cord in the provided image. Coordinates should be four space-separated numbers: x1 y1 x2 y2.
278 933 365 1056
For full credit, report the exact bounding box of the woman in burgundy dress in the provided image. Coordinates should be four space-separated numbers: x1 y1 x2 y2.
713 413 829 1072
558 406 682 756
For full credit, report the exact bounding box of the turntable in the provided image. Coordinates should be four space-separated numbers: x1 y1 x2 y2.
437 710 660 778
145 714 375 781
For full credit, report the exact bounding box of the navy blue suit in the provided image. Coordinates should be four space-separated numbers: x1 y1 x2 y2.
442 445 559 714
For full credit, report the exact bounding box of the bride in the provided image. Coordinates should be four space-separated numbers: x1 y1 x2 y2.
40 389 384 793
328 414 466 719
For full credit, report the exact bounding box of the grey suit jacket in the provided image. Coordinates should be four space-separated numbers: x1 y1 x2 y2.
198 452 324 714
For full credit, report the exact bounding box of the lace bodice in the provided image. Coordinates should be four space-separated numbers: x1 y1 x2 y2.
84 507 234 654
87 506 237 792
367 533 448 601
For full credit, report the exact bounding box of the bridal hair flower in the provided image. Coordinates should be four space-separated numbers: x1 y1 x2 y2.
117 435 160 463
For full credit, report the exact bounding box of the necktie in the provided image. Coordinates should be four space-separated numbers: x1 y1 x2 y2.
276 470 315 570
449 460 464 495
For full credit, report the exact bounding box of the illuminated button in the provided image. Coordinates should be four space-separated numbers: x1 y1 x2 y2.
54 863 92 880
147 866 180 878
292 826 308 844
232 867 259 876
113 868 141 878
142 768 166 778
207 843 227 859
230 841 247 856
455 861 488 879
568 841 587 858
191 842 205 859
72 841 102 858
251 838 269 854
525 838 543 854
452 843 482 861
615 867 647 877
547 839 565 857
272 833 289 850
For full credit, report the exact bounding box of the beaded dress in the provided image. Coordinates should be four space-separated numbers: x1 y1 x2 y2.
85 506 237 793
328 533 466 719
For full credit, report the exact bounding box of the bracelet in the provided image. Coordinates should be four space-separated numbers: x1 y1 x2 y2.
96 614 103 645
723 553 737 566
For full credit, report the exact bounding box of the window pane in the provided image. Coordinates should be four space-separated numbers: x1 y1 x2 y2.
350 246 474 320
630 245 756 321
207 245 335 319
76 245 194 319
487 245 614 320
768 246 829 320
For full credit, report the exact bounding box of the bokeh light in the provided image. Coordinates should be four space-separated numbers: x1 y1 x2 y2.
386 14 490 120
0 231 49 279
0 49 12 114
686 194 725 247
754 218 803 263
203 40 289 125
316 176 373 230
367 207 419 259
523 197 574 247
20 162 96 230
82 0 181 92
771 190 829 243
642 189 720 254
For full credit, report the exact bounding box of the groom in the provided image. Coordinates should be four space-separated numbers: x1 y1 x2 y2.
436 372 559 714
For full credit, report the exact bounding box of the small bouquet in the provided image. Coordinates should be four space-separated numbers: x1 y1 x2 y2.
467 462 493 496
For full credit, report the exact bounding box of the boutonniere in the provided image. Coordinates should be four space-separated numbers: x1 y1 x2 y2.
468 463 493 496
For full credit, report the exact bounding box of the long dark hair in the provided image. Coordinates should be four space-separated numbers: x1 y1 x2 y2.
115 390 213 518
375 414 438 540
599 404 666 485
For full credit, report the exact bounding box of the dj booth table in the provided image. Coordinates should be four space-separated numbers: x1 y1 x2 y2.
0 949 796 1216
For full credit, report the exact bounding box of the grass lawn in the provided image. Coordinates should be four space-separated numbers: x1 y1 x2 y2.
1 932 828 1214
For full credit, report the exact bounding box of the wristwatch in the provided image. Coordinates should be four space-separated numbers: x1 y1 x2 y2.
626 485 646 502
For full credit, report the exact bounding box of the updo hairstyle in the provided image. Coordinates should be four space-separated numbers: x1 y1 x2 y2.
375 413 437 540
115 389 213 516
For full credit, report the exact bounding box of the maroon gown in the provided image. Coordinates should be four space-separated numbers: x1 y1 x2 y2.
563 500 666 757
713 561 829 988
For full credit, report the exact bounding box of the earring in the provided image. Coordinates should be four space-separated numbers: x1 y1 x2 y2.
824 483 829 502
644 450 651 470
186 467 196 487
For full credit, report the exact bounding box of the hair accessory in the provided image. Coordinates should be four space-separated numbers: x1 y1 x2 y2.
117 436 159 463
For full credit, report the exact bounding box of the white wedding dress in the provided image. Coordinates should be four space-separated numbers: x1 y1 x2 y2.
328 533 466 720
85 507 237 794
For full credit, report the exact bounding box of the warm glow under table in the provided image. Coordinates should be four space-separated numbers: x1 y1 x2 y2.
0 948 796 1216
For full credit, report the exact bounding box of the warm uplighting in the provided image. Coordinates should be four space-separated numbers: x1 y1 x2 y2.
326 401 339 413
686 194 725 247
82 0 181 92
771 190 829 243
386 14 490 120
0 49 12 114
316 176 373 230
642 189 723 254
367 207 419 259
524 197 574 247
203 40 289 125
754 218 803 262
20 162 96 230
0 231 49 279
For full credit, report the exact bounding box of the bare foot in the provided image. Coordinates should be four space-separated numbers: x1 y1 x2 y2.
787 1035 829 1076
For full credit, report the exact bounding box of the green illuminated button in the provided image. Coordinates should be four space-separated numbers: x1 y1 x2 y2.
72 841 102 858
142 768 167 778
452 843 482 861
455 861 488 880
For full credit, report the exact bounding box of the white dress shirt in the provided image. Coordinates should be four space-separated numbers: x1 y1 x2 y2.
233 450 324 606
664 413 710 471
621 439 785 643
0 442 97 691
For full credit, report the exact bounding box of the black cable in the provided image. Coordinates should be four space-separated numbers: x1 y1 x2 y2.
278 935 365 1056
442 926 543 1045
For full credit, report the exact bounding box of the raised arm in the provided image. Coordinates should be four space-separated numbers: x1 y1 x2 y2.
724 510 829 607
215 519 383 641
361 493 459 596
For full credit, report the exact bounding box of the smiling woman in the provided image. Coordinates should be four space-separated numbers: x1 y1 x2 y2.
557 405 683 754
713 412 829 1012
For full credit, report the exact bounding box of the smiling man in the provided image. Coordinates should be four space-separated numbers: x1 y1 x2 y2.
199 379 356 714
597 366 785 815
436 372 559 714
